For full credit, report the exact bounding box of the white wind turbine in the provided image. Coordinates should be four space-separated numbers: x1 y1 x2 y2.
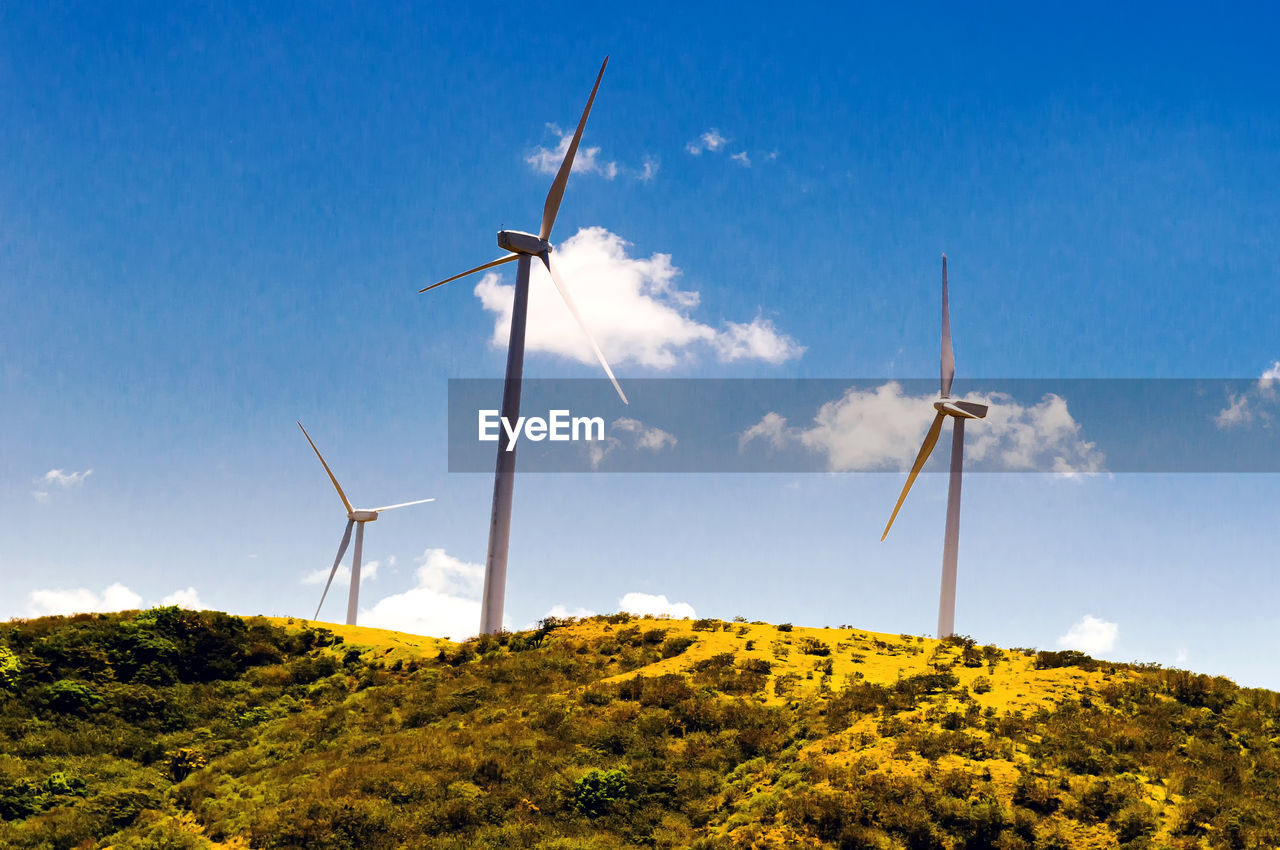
298 422 434 626
420 57 627 635
881 256 989 639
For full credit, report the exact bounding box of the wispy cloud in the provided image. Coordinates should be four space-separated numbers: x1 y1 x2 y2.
686 128 728 155
613 418 677 452
302 558 385 586
687 129 772 167
32 468 93 503
526 123 617 178
588 417 679 469
1215 361 1280 428
44 469 93 486
476 226 803 370
1057 614 1119 654
526 125 657 182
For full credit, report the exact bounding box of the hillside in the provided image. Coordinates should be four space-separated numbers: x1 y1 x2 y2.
2 609 1277 848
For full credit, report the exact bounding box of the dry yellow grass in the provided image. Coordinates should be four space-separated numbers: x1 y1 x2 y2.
262 617 455 664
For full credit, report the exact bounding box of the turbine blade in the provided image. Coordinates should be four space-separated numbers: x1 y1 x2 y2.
420 254 518 293
881 413 946 541
370 497 435 513
314 519 354 620
540 252 628 404
539 56 609 241
941 254 955 398
298 422 353 514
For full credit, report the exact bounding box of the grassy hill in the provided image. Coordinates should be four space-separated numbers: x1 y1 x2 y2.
2 609 1278 848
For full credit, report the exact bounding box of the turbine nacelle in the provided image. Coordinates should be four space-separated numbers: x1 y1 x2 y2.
348 509 379 522
935 399 989 420
497 230 551 256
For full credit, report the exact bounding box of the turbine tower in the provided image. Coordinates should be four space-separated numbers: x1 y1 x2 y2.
298 422 434 626
881 256 989 638
420 58 627 635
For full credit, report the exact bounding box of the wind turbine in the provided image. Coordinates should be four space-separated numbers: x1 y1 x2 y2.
880 255 989 639
420 57 627 635
298 422 434 627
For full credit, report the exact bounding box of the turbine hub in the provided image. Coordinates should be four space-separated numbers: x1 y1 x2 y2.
348 510 378 522
935 399 989 420
497 230 551 256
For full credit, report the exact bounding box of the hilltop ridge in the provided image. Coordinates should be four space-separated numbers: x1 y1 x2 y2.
2 609 1276 848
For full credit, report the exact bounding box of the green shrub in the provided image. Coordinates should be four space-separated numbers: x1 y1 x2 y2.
0 645 20 689
1034 650 1097 671
43 679 104 715
798 638 830 656
660 636 696 658
573 768 630 817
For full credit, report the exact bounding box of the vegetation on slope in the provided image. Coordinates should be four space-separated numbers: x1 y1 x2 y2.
1 608 1278 848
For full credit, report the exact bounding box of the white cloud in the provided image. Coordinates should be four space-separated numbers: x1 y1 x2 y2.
1215 394 1253 428
360 549 484 640
1215 361 1280 428
23 583 209 617
639 157 659 182
687 130 773 167
302 559 382 586
712 318 806 363
475 226 803 369
618 592 696 619
686 128 728 154
23 583 211 617
588 417 679 469
43 469 92 487
544 604 596 621
27 583 143 617
612 418 677 452
1057 614 1119 654
32 468 92 503
740 382 1105 473
160 587 204 609
739 411 790 452
413 549 483 597
526 124 618 179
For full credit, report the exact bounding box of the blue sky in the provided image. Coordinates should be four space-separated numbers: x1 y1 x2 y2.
3 3 1279 684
